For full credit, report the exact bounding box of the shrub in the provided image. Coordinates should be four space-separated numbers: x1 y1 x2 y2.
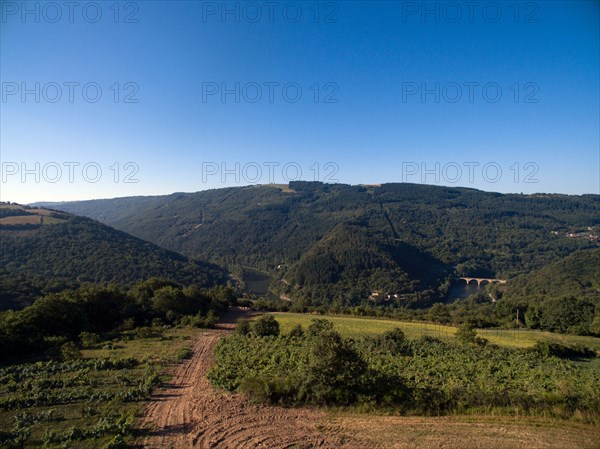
306 319 334 337
455 323 487 345
60 342 81 361
201 310 219 328
120 318 136 331
288 324 305 338
235 318 252 336
455 323 477 343
532 341 595 358
43 336 70 359
303 330 367 404
372 328 407 355
236 299 253 308
252 316 280 337
79 332 101 348
208 319 600 416
135 327 154 339
175 348 193 361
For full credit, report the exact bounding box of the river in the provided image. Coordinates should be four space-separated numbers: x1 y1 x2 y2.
445 283 483 303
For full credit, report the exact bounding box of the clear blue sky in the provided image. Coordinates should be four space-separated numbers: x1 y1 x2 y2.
1 0 598 203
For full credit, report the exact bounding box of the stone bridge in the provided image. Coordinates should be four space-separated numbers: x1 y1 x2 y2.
456 277 507 286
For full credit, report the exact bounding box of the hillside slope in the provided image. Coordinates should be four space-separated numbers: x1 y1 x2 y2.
503 248 600 301
499 248 600 333
281 224 449 306
0 204 225 309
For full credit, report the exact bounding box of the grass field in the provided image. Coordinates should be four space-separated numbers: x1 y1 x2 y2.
269 313 600 352
0 326 199 448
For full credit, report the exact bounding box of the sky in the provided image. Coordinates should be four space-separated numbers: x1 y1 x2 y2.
1 0 599 203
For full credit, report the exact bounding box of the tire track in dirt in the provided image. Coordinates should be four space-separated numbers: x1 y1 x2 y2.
139 312 370 449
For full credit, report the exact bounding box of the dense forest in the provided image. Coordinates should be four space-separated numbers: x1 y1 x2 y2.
38 182 600 304
0 205 226 309
281 223 449 307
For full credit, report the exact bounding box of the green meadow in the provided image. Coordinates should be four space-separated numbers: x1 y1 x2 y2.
269 313 600 352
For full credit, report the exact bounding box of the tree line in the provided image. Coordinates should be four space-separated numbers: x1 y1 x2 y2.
0 279 236 360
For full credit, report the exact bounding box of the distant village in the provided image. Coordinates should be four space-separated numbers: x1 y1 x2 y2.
368 292 413 303
551 227 599 242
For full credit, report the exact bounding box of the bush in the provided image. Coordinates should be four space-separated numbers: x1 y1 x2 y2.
43 336 69 359
372 328 407 355
79 332 101 348
209 318 600 416
175 348 193 361
236 299 253 308
455 323 487 345
532 341 596 358
235 318 252 336
120 318 136 331
306 319 334 337
135 327 154 339
252 316 280 337
60 342 81 361
288 324 305 338
199 310 219 328
455 323 477 343
104 435 128 449
238 376 274 403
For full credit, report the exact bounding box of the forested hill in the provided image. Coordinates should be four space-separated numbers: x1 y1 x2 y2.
500 248 600 334
503 247 600 303
35 182 599 304
0 204 226 309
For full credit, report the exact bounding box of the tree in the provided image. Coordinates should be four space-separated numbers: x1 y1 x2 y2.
305 330 366 404
252 315 280 337
374 328 406 354
152 286 195 317
428 303 451 324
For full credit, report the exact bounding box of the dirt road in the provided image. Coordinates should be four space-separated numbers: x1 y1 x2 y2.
139 314 367 449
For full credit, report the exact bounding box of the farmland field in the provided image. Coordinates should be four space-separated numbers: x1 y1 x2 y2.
143 319 600 449
0 215 66 225
0 326 199 448
269 313 600 352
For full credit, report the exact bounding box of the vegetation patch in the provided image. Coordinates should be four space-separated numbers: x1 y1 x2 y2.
0 327 199 449
209 318 600 421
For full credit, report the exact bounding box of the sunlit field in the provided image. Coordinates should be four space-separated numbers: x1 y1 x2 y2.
269 313 600 352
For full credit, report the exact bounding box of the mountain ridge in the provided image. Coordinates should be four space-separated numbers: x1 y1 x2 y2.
30 182 599 305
